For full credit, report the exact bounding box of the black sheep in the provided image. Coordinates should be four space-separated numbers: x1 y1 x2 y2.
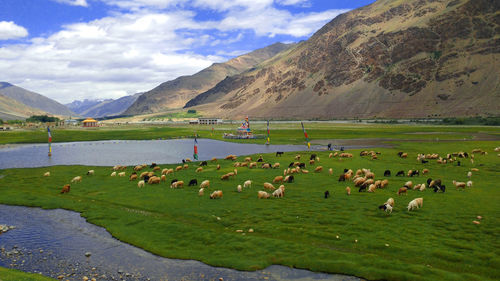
338 174 346 182
150 163 157 168
298 163 306 169
188 179 198 186
199 161 208 166
396 170 405 177
170 179 178 185
143 175 150 183
310 154 317 160
384 170 391 177
288 162 295 168
276 151 284 156
287 175 295 183
324 190 330 198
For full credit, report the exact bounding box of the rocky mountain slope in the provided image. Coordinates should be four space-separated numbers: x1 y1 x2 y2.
123 42 294 115
66 99 104 115
0 94 47 120
185 0 499 119
0 82 75 116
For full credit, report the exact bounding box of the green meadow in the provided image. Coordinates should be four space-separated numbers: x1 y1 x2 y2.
0 267 55 281
1 123 499 281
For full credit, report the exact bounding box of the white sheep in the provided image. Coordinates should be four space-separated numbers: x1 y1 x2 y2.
199 188 204 196
137 180 145 188
467 171 472 178
467 181 473 187
243 180 252 188
87 170 94 176
200 180 210 189
71 176 82 183
407 198 423 211
43 172 50 177
237 185 242 193
118 172 126 177
111 172 116 177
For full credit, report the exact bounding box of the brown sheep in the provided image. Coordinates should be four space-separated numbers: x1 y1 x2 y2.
60 184 70 194
211 157 217 162
453 180 466 190
272 163 280 169
199 188 204 196
129 174 138 181
200 180 210 189
367 184 376 192
234 162 241 167
240 162 248 167
183 164 189 170
196 167 203 173
301 169 309 174
185 158 192 162
273 176 284 183
309 160 315 165
216 164 221 170
148 176 161 184
397 187 408 196
134 165 143 171
175 166 183 172
161 168 169 175
258 191 270 199
171 180 184 188
380 179 389 188
249 162 257 168
422 169 429 175
346 186 351 195
263 182 275 191
221 174 230 180
314 166 323 173
261 163 271 169
153 166 161 172
161 175 166 182
244 157 252 162
328 168 333 175
210 190 223 199
140 171 149 179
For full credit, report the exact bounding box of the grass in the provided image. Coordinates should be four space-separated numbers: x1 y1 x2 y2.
0 267 55 281
1 122 499 145
0 137 499 280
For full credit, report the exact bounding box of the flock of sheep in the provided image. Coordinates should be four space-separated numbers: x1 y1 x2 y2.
43 146 499 218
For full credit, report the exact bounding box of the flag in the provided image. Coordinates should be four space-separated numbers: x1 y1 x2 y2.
301 122 311 149
47 127 52 143
193 136 198 160
266 120 270 145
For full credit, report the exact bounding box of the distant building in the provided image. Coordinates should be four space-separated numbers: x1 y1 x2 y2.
189 120 199 125
198 118 221 125
65 119 79 126
82 118 98 127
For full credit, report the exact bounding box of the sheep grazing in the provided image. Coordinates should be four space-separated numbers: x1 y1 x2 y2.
407 198 423 211
329 153 333 158
467 181 473 187
188 179 198 186
160 175 166 182
396 170 405 177
338 174 346 182
314 166 323 173
404 181 413 189
112 165 121 171
324 190 330 198
199 161 208 166
133 165 143 171
261 163 271 169
139 171 149 179
86 170 94 176
398 187 408 196
285 175 294 183
379 203 393 214
196 167 203 173
244 157 252 162
273 185 285 198
217 164 221 170
276 151 284 156
183 164 189 170
234 169 238 176
301 169 309 174
199 188 204 196
453 180 466 190
111 172 117 177
148 176 161 184
258 191 270 199
380 179 389 188
272 163 280 169
419 184 426 191
234 162 241 167
309 159 315 165
153 166 161 172
43 172 50 177
210 190 223 199
243 180 252 188
237 185 242 193
294 154 301 160
354 177 366 187
367 184 376 192
249 162 257 169
118 172 126 177
273 176 284 183
211 157 218 162
467 171 472 178
220 174 230 180
346 186 351 195
129 174 138 181
137 180 145 188
224 154 237 160
422 169 429 175
60 184 70 194
171 180 184 188
263 182 275 191
386 198 395 207
175 166 183 172
71 176 82 183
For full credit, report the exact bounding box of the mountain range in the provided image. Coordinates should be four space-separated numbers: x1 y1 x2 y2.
66 93 141 118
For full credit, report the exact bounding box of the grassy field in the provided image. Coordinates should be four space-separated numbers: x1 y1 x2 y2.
0 267 55 281
1 122 499 145
0 135 499 280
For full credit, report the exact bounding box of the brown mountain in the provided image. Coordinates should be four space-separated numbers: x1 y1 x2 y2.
0 93 47 120
123 42 295 115
0 82 75 116
185 0 500 119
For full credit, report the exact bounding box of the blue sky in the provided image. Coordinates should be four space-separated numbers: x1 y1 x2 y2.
0 0 375 103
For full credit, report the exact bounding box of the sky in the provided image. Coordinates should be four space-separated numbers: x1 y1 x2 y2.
0 0 375 104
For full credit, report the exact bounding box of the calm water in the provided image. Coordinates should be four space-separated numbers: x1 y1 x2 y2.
0 204 360 281
0 139 322 169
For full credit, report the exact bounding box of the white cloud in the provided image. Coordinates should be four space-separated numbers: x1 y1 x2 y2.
277 0 310 6
0 1 350 104
52 0 89 7
0 21 28 40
